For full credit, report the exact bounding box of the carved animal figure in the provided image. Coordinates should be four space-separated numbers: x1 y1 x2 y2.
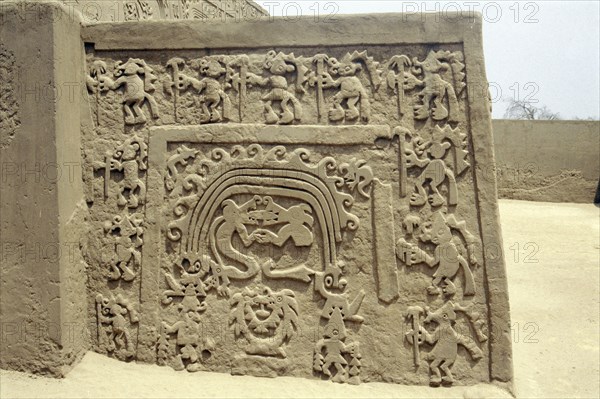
338 158 373 198
251 197 314 247
407 302 483 387
209 196 262 289
98 58 160 125
248 51 306 124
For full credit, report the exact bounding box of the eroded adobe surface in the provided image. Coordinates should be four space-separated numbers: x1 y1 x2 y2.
79 13 512 388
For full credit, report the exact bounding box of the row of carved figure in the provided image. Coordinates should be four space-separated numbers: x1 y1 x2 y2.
97 284 487 387
92 120 485 386
86 49 465 126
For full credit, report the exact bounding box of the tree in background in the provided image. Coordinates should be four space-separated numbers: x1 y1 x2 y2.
503 99 560 120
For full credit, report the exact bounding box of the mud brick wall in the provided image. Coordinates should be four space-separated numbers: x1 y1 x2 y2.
1 3 513 391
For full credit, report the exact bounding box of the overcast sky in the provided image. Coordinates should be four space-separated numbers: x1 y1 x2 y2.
257 0 600 120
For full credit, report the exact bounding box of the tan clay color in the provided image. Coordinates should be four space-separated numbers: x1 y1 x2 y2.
0 1 513 394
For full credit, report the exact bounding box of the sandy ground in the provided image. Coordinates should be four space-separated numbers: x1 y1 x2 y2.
1 199 598 399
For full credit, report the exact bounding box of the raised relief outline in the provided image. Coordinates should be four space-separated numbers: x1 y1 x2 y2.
138 124 392 379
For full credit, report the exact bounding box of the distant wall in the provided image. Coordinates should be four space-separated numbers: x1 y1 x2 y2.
492 120 599 203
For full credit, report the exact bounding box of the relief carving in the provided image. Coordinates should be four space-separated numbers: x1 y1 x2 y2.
166 145 369 293
314 266 365 323
396 210 479 297
96 293 139 359
160 310 208 372
313 308 362 384
310 51 382 123
103 213 144 281
98 59 160 125
404 301 486 387
229 286 299 358
0 45 20 149
124 0 154 21
399 125 469 207
87 49 467 126
400 50 466 122
166 57 233 123
247 51 308 124
93 135 148 208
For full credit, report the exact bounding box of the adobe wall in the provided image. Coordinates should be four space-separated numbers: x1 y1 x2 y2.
493 120 599 203
0 1 514 393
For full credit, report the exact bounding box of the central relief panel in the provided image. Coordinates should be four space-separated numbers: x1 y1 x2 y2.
143 124 396 382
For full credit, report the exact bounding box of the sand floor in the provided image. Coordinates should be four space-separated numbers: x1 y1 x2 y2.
1 200 598 398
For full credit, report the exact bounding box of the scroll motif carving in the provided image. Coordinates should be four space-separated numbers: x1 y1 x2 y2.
96 293 139 359
157 140 371 381
165 145 369 280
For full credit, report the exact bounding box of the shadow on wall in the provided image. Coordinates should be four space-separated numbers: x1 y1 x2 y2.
492 120 600 204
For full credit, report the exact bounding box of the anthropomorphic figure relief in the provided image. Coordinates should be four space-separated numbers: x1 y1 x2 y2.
93 135 148 208
401 125 469 207
247 51 308 124
162 310 205 372
162 268 208 314
313 308 362 384
166 57 232 123
96 294 139 358
404 302 484 387
103 213 144 281
311 51 381 123
397 211 479 296
229 286 299 357
98 58 160 125
314 264 365 323
402 50 465 123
